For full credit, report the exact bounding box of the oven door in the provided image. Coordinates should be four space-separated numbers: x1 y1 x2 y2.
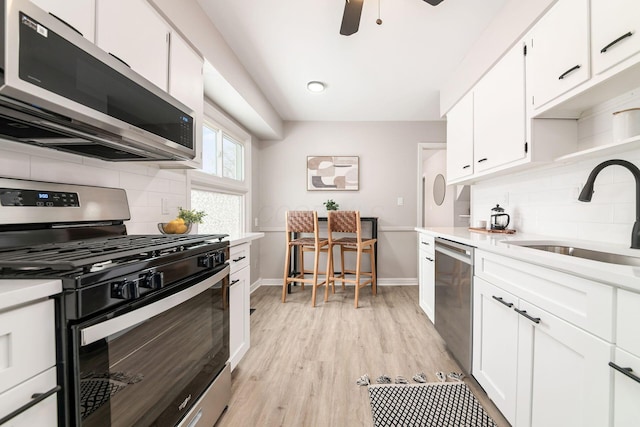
68 265 229 427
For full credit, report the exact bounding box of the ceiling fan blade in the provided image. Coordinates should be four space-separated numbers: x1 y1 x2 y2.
423 0 445 5
340 0 364 36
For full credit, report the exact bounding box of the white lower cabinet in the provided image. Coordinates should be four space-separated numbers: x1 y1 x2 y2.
0 299 58 426
229 242 251 370
612 289 640 426
473 250 614 426
515 299 611 427
417 233 435 323
473 277 519 425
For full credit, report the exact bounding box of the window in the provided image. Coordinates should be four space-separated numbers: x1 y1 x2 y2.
201 122 244 181
191 189 243 237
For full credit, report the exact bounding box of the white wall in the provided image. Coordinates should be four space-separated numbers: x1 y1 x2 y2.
0 141 188 234
257 120 446 282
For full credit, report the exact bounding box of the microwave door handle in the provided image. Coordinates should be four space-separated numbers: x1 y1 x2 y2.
80 265 229 346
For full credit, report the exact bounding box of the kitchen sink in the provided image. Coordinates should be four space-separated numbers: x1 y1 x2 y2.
505 241 640 267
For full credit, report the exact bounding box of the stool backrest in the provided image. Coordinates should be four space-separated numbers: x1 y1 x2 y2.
327 210 362 242
285 211 322 245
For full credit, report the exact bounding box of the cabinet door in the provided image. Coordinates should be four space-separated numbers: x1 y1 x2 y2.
446 91 474 182
229 265 250 371
95 0 169 90
166 33 204 169
611 348 640 427
30 0 95 42
418 250 435 323
474 42 527 173
472 277 519 425
528 0 590 109
591 0 640 75
516 300 612 427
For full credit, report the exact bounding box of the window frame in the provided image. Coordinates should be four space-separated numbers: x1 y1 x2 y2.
188 99 252 235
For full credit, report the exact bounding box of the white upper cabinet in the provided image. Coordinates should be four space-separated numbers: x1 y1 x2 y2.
30 0 95 42
446 91 474 182
591 0 640 75
166 33 204 169
528 0 590 109
473 42 527 173
95 0 170 90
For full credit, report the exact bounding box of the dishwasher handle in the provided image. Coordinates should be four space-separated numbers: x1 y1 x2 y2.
435 238 473 265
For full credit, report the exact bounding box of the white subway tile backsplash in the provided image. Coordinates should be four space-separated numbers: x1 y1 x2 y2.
0 144 188 233
472 149 640 246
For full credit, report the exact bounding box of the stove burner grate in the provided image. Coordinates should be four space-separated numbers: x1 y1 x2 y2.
0 234 228 271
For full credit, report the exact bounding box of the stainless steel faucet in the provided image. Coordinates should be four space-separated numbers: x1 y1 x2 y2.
578 159 640 249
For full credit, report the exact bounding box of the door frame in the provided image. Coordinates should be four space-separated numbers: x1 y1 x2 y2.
416 142 447 228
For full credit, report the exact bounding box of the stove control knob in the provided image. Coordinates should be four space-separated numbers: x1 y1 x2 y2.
213 251 226 265
111 279 140 300
197 255 213 268
140 272 164 290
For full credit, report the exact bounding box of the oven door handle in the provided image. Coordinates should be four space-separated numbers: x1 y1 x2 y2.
80 265 230 346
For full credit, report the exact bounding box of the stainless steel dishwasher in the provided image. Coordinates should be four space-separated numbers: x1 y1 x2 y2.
434 237 474 374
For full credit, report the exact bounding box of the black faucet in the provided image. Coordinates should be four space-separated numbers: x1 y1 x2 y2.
578 159 640 249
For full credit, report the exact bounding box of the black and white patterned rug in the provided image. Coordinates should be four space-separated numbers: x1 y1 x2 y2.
368 382 497 427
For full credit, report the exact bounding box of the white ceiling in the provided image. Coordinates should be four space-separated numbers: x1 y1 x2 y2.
196 0 508 122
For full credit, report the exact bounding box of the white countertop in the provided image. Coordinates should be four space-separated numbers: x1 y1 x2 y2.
0 279 62 312
225 232 265 246
416 227 640 292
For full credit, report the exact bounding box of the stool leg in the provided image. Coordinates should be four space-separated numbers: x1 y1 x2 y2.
340 246 346 291
282 244 291 303
298 246 305 290
370 246 377 296
325 244 333 302
311 246 321 307
354 245 363 308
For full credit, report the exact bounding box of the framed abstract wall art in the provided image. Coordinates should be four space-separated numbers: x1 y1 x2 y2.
307 156 359 191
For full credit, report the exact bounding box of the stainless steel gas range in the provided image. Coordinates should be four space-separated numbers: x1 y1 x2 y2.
0 178 231 427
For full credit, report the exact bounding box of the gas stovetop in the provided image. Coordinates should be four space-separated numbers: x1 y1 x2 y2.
0 234 228 272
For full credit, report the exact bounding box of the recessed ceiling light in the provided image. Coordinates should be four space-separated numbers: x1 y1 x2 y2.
307 81 325 93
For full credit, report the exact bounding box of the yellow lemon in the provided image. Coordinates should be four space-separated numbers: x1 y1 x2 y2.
175 224 188 234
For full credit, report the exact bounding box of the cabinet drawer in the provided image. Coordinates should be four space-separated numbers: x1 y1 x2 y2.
475 250 614 341
229 243 250 274
418 234 435 255
0 300 56 395
611 347 640 426
0 367 58 426
616 289 640 356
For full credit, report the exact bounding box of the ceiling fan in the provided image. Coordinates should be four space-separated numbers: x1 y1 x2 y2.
340 0 445 36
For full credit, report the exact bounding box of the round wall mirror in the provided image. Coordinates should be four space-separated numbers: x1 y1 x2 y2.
433 174 446 206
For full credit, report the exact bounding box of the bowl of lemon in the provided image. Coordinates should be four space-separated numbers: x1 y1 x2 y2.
159 207 206 235
158 219 192 234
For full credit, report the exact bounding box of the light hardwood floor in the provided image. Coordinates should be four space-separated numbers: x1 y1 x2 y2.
216 285 509 427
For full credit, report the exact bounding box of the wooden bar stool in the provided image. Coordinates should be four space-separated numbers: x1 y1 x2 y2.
282 210 329 307
326 210 377 308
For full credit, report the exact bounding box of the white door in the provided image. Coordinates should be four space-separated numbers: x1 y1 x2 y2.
473 42 527 173
591 0 640 75
472 277 519 425
527 0 590 109
515 300 612 427
30 0 95 42
95 0 169 90
446 92 474 182
419 252 435 323
611 348 640 426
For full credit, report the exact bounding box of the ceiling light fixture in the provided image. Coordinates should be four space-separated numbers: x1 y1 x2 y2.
307 81 326 93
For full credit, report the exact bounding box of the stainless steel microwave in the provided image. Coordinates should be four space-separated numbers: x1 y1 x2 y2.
0 0 196 161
